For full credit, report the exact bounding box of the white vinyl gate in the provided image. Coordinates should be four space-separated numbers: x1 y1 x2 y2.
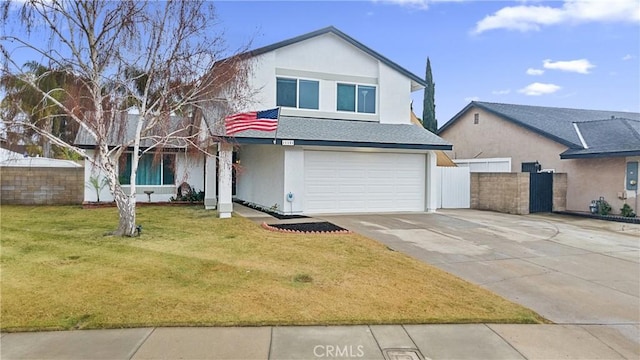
436 166 470 208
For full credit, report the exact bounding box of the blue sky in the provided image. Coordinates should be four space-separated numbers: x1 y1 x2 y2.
4 0 639 127
214 0 640 125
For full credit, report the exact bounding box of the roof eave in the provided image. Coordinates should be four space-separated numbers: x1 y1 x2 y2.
437 102 475 134
560 149 640 159
222 137 452 151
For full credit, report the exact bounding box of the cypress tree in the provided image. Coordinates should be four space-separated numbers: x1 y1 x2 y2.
422 57 437 133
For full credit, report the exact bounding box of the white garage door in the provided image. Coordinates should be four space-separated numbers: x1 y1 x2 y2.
304 150 425 213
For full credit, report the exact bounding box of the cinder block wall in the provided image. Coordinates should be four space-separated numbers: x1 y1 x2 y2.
0 167 84 205
470 173 530 215
552 173 568 211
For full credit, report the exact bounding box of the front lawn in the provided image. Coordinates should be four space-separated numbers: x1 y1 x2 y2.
0 205 545 331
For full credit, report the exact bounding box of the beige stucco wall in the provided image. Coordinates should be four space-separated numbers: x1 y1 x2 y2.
1 167 83 205
470 173 529 214
553 173 568 212
440 106 631 214
439 107 570 172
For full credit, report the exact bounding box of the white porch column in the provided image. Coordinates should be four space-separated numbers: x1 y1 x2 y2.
204 153 217 210
426 150 438 212
217 142 233 218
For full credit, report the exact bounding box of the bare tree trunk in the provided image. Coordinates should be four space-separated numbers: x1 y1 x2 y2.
99 144 138 237
113 190 137 236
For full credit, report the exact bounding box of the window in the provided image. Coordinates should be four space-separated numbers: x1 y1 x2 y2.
276 77 319 109
474 113 479 124
337 83 376 114
119 153 175 185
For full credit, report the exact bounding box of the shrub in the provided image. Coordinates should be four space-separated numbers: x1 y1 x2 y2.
620 204 636 218
596 197 612 216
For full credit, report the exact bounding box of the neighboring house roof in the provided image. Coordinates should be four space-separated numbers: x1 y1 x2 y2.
560 118 640 159
228 26 427 90
439 101 640 158
74 114 196 149
211 116 452 150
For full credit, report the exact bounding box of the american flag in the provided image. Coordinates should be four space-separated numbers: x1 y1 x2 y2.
224 108 280 135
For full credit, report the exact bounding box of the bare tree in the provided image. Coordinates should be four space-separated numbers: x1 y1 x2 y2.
1 0 251 236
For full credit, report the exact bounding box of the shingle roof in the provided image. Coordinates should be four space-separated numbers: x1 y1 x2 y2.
225 26 426 90
560 118 640 158
211 116 451 150
439 101 640 151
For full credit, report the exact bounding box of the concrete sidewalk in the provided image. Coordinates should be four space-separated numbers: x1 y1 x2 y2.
2 323 636 360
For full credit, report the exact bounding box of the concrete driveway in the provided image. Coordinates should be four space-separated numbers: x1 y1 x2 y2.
321 210 640 354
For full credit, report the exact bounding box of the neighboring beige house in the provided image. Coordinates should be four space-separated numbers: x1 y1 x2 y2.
438 101 640 215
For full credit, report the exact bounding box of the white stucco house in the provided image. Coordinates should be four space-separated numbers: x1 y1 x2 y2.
75 26 452 217
203 26 452 216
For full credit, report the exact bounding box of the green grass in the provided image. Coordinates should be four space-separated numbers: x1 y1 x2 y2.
0 205 546 331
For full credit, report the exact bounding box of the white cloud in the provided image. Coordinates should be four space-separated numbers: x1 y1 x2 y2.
464 96 480 102
526 68 545 76
375 0 464 10
543 59 595 74
622 54 634 60
518 82 561 96
473 0 640 34
492 89 511 95
376 0 430 10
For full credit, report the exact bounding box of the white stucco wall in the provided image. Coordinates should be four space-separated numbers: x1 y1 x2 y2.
83 149 204 203
84 150 113 203
283 147 305 214
245 32 417 125
378 63 412 124
235 145 285 210
174 152 205 192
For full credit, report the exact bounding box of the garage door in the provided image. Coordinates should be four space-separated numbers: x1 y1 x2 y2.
304 150 425 213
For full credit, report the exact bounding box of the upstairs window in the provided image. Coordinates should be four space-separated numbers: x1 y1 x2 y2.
276 77 319 110
119 152 175 186
337 83 376 114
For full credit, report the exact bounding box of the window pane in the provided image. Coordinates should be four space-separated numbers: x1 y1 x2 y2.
358 85 376 114
276 78 297 107
163 154 175 185
337 84 355 112
137 154 161 185
299 80 319 109
119 153 132 185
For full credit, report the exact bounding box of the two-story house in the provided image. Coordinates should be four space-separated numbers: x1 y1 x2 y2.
77 27 452 217
205 27 452 217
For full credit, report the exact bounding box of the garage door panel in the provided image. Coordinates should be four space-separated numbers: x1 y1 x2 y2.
304 151 425 213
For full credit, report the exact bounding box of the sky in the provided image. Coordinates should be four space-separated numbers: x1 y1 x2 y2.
3 0 639 127
212 0 640 126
